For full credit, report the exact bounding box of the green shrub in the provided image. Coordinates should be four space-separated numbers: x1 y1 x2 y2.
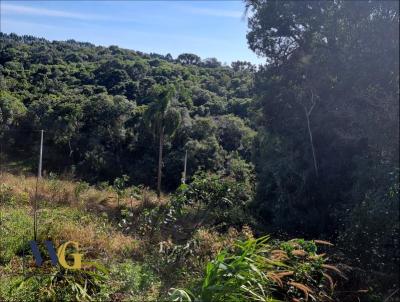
103 260 160 300
0 208 32 264
74 181 90 202
0 184 14 205
113 175 130 206
338 174 399 298
168 171 255 229
1 264 108 302
169 236 340 302
0 275 42 302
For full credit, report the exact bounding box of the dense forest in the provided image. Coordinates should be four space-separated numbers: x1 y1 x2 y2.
0 31 256 190
0 0 399 301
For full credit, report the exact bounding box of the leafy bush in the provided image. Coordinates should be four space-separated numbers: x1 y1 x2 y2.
0 183 29 206
0 208 32 263
156 227 254 277
74 181 90 203
113 174 130 206
1 263 108 301
338 171 399 298
169 236 341 302
102 260 160 301
168 172 255 229
0 184 14 205
0 274 42 302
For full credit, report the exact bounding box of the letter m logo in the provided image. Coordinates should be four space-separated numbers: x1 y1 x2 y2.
29 240 58 267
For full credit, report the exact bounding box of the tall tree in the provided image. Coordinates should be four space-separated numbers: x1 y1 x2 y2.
176 53 201 65
144 84 181 198
246 0 399 233
246 0 399 295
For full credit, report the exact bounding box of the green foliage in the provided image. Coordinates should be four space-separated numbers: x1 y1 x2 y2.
168 171 255 229
0 208 32 264
0 264 108 302
338 169 399 296
0 33 255 190
177 53 201 66
0 91 26 134
1 3 398 299
0 197 158 301
0 274 42 302
144 84 180 137
246 0 399 298
100 260 160 301
0 183 14 205
216 115 256 159
113 174 129 206
74 181 90 202
169 236 338 302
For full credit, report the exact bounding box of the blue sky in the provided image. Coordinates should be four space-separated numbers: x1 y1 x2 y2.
1 1 263 64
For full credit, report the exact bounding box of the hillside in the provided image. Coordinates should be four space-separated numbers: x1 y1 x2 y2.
1 0 399 301
0 32 256 189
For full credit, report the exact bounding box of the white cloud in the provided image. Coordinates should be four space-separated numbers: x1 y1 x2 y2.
1 3 113 21
2 19 62 30
183 7 243 18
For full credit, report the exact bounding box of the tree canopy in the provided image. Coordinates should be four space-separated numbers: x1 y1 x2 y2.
246 0 399 294
0 33 256 190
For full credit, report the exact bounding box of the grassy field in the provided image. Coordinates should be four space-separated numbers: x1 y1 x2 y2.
2 172 384 301
0 172 255 301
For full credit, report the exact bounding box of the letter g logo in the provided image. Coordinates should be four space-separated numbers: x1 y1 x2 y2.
57 241 83 270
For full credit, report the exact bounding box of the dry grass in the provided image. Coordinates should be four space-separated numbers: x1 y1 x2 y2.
193 225 254 257
0 172 148 262
0 172 147 210
1 172 82 205
49 221 143 260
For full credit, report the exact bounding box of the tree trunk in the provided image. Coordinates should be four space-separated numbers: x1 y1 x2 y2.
305 107 318 178
157 126 164 199
182 150 187 184
303 90 318 178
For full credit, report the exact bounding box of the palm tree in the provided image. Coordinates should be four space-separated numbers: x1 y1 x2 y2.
144 84 180 198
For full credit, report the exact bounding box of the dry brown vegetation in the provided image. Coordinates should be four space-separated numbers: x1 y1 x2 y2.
0 172 251 273
1 172 265 302
0 173 152 261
